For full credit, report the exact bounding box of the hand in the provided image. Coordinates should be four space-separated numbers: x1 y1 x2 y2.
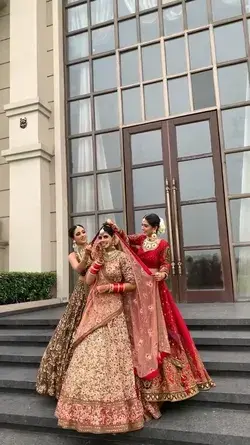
97 284 110 294
92 242 104 263
154 272 167 282
85 244 92 255
106 219 118 230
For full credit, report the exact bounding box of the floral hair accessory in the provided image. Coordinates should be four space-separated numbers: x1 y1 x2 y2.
158 218 166 234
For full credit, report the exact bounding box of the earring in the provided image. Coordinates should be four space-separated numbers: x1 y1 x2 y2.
73 240 77 252
151 232 157 241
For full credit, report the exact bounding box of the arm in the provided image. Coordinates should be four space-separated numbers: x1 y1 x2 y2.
85 242 104 286
159 241 171 277
106 219 145 247
68 249 91 275
118 252 136 292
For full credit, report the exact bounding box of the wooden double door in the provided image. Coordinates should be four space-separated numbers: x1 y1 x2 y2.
123 111 233 303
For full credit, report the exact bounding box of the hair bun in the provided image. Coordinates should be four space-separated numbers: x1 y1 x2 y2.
158 218 166 234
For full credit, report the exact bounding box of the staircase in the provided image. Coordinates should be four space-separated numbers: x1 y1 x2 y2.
0 303 250 445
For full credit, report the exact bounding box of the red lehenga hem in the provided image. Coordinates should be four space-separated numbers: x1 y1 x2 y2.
55 397 144 434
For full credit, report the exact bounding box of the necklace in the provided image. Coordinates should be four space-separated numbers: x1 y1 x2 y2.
103 249 120 262
143 234 159 251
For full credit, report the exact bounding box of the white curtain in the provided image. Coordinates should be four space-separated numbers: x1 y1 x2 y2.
69 4 115 230
237 78 250 298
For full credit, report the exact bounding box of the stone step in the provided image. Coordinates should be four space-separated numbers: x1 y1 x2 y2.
190 330 250 347
0 364 38 390
0 328 54 343
0 345 45 363
0 391 249 445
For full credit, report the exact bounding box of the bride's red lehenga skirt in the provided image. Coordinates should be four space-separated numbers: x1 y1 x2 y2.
137 281 215 420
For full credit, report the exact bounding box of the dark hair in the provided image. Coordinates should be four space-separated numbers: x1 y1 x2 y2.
68 224 84 239
144 213 161 231
100 223 114 237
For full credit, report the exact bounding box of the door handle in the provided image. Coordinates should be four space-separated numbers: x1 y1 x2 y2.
172 178 183 276
165 179 176 276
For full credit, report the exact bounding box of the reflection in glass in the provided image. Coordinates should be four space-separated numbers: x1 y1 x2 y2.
222 107 250 149
69 62 90 97
92 25 115 54
168 77 190 115
67 4 88 32
70 137 93 173
135 207 166 235
144 83 165 120
72 176 95 213
93 55 117 91
73 215 96 241
192 70 216 110
117 0 135 16
121 50 139 86
139 0 157 10
211 0 242 21
185 250 223 290
226 152 250 195
163 5 183 36
67 33 89 62
176 121 211 157
214 22 246 63
230 198 250 243
70 99 92 135
218 63 249 106
119 18 137 48
96 132 121 170
94 92 119 130
91 0 114 25
131 130 162 165
182 203 219 246
234 246 250 300
122 87 141 124
97 172 123 210
179 158 215 201
133 166 165 206
165 38 186 75
98 212 124 229
186 0 208 29
189 31 211 70
140 12 159 42
142 44 162 81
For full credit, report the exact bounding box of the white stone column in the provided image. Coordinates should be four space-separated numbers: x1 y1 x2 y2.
2 0 53 272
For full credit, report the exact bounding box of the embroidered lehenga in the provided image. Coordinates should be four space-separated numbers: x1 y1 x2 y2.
55 249 144 434
111 229 215 420
36 247 91 399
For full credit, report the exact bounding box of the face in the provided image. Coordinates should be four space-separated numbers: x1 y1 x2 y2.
73 226 87 245
98 230 113 250
141 218 154 236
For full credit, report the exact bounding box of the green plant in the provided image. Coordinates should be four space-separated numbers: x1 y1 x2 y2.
0 272 57 305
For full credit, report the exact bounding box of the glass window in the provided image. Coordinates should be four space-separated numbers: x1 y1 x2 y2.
179 158 215 201
189 30 211 70
133 165 165 206
70 137 93 173
248 19 250 43
91 0 114 25
168 76 190 115
93 55 117 91
120 50 139 86
222 107 250 149
176 121 212 157
140 12 160 42
118 0 136 16
211 0 242 22
163 5 183 36
181 203 220 246
69 99 92 135
94 92 119 130
218 63 249 106
131 130 163 165
142 44 162 81
67 4 88 32
214 22 246 63
230 198 250 243
97 172 123 210
119 18 137 48
165 37 186 75
122 87 142 124
234 246 250 300
96 132 121 170
72 176 95 213
92 25 115 54
139 0 157 10
186 0 208 29
191 70 216 110
185 249 223 290
98 212 124 229
144 83 165 120
226 152 250 195
67 33 89 62
69 62 90 97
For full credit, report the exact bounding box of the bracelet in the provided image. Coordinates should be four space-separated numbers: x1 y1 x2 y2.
89 261 102 275
109 283 125 293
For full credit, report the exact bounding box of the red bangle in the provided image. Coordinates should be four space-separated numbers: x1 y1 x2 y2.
111 283 125 293
89 262 102 275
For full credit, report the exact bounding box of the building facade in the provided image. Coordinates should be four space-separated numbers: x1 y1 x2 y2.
0 0 250 304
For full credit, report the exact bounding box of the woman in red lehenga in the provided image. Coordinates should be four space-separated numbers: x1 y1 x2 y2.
106 214 215 420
